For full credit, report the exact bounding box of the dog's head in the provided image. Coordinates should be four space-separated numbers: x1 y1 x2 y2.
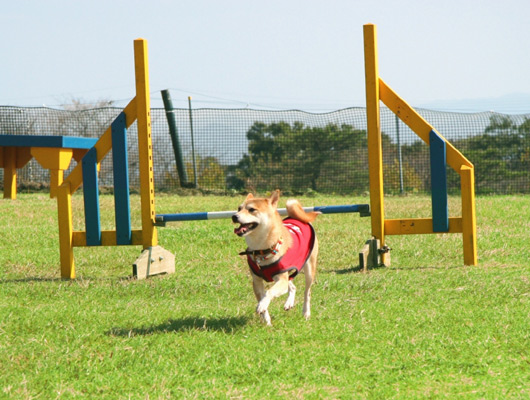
232 191 280 237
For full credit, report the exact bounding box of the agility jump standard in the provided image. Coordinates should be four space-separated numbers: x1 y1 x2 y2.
362 24 477 266
56 38 175 279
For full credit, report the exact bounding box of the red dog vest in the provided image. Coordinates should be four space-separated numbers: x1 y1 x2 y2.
247 218 316 282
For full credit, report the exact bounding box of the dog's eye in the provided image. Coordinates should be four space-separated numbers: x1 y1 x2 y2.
237 206 242 212
248 207 256 213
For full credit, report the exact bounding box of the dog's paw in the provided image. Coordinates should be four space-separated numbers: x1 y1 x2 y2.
262 312 272 326
283 297 295 311
256 297 271 315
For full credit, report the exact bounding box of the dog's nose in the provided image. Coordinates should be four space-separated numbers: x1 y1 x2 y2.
231 214 239 223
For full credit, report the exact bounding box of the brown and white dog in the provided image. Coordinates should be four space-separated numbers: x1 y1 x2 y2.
232 190 319 325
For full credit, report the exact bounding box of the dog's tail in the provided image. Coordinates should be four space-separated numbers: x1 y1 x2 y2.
286 199 320 223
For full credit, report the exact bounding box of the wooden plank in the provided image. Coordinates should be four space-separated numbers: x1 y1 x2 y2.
379 79 473 172
82 147 101 246
379 79 433 143
460 165 478 265
430 130 449 232
57 182 76 279
363 24 386 253
111 112 132 245
59 137 98 149
134 38 158 249
72 230 144 247
0 134 96 149
49 170 63 198
385 217 463 235
4 147 17 199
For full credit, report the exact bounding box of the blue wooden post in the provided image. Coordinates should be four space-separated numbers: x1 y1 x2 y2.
82 147 102 245
111 113 132 245
430 130 449 232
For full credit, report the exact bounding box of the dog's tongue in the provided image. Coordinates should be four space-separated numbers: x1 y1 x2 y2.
234 224 248 236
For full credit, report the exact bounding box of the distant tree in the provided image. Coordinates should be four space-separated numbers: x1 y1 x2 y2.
49 98 117 138
231 121 369 193
62 98 114 111
54 98 120 186
185 156 226 190
484 115 517 134
454 115 530 193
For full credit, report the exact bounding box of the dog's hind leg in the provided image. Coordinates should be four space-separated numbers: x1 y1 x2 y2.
283 281 296 311
302 264 314 319
303 238 318 320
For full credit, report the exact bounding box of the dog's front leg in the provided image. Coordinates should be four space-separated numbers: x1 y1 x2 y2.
253 272 290 325
252 273 272 325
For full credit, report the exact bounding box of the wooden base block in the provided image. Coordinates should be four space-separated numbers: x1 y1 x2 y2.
358 238 391 272
133 245 175 279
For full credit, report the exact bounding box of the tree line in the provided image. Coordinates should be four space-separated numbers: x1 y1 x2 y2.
219 115 530 195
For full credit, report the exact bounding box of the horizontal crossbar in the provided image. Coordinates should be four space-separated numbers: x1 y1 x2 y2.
0 134 98 149
384 217 463 235
155 204 370 226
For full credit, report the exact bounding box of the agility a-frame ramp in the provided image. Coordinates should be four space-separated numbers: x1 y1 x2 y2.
56 39 174 279
362 24 477 267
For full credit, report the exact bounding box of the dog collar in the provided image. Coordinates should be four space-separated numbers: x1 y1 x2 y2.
239 237 283 264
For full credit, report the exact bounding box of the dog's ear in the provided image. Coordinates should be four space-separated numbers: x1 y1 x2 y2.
269 190 280 208
245 193 254 201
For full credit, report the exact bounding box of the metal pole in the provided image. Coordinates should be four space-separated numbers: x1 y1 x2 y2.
161 90 189 187
188 96 198 188
396 114 404 194
155 204 371 225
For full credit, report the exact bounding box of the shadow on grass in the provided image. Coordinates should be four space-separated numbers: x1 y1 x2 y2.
0 276 63 284
334 264 465 274
107 316 249 337
0 275 136 284
333 263 387 274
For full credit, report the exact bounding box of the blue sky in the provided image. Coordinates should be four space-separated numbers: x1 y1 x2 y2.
2 0 529 112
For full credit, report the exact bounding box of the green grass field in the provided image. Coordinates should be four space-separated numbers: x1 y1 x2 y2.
1 193 529 399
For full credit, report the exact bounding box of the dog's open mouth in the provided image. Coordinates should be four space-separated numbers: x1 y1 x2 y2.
234 222 258 236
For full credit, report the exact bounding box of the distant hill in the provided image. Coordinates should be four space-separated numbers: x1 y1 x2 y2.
417 93 530 114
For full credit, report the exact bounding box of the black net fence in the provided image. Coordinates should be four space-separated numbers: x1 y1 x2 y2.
1 105 529 195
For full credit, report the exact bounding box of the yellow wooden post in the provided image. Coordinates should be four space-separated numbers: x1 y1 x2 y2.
134 39 158 249
57 182 75 278
460 165 478 265
49 170 63 198
31 147 74 198
363 23 387 263
4 147 17 199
